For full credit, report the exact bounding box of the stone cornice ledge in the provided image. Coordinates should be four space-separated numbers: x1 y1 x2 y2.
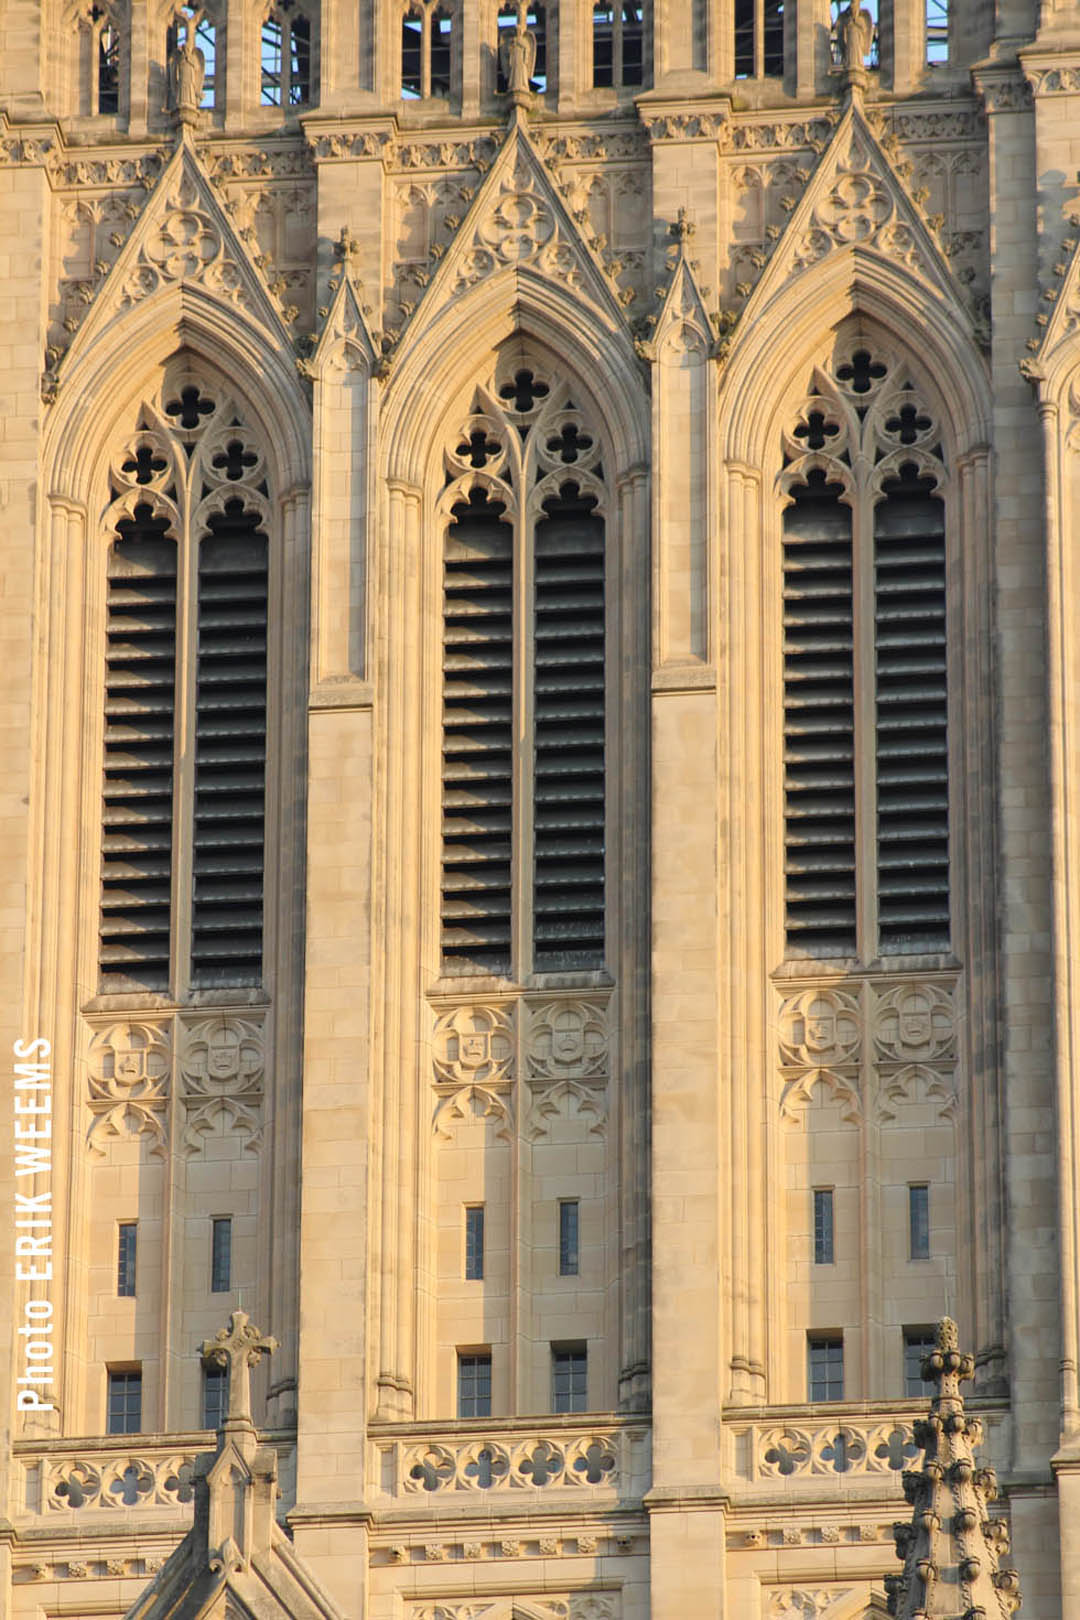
642 1485 731 1512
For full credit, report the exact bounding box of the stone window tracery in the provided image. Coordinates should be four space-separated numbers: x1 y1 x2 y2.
99 370 271 994
71 0 127 117
438 355 608 978
780 342 949 962
401 1 455 99
260 0 315 107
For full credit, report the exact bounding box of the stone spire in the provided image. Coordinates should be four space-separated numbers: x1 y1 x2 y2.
886 1318 1021 1620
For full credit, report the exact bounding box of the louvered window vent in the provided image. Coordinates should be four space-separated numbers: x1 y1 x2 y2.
101 520 177 989
782 349 950 960
439 367 608 978
533 486 605 969
782 470 857 957
441 488 514 975
192 512 268 985
874 465 949 953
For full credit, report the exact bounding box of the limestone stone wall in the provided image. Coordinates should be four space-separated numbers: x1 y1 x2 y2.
0 0 1077 1615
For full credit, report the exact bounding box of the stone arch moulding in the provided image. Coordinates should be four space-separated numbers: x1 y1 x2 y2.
717 247 992 470
379 270 649 491
42 290 311 507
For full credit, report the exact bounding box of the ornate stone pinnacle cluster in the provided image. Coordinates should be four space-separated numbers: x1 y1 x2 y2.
887 1318 1020 1620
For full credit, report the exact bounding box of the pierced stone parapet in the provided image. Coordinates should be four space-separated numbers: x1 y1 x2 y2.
14 1434 294 1517
371 1418 647 1498
726 1402 1007 1489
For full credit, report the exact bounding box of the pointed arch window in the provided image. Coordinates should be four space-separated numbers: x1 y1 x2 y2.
77 0 125 115
401 1 454 99
99 377 270 992
261 0 315 107
439 359 608 977
592 3 645 87
780 344 949 961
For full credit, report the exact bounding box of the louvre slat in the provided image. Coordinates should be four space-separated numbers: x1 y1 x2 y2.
441 490 514 974
100 520 177 990
783 471 856 955
191 514 267 986
875 468 949 953
533 492 605 970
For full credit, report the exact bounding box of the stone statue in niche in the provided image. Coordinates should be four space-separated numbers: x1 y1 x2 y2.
501 12 536 105
836 0 874 81
170 10 206 124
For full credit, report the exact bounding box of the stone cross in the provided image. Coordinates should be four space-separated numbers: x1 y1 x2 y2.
200 1311 278 1428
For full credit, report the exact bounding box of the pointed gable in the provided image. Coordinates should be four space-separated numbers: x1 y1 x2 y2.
307 274 378 378
652 253 712 359
392 110 629 361
1029 221 1080 370
737 100 977 334
55 133 293 392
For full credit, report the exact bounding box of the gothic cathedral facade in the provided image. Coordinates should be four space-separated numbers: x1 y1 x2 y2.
0 0 1077 1614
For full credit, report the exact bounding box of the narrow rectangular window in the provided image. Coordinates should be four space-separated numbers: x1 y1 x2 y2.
465 1206 485 1280
903 1328 936 1396
909 1184 930 1260
552 1345 588 1413
117 1222 137 1297
559 1200 580 1276
807 1335 844 1402
812 1189 834 1265
107 1369 142 1434
457 1352 492 1418
211 1217 232 1293
203 1364 227 1429
782 470 856 957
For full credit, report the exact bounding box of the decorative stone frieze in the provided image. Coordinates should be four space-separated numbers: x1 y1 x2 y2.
178 1013 265 1156
374 1424 638 1498
86 1019 170 1157
766 1591 855 1619
408 1600 617 1620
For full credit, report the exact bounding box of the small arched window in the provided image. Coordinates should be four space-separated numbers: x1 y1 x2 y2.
261 0 315 107
400 1 454 99
166 3 220 109
78 0 125 115
592 2 644 88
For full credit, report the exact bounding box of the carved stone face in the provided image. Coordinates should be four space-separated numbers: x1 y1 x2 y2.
551 1010 585 1064
898 993 932 1047
206 1028 242 1082
458 1032 490 1069
805 1008 836 1052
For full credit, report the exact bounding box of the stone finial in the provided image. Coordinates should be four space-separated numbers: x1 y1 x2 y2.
887 1318 1020 1619
200 1311 278 1429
